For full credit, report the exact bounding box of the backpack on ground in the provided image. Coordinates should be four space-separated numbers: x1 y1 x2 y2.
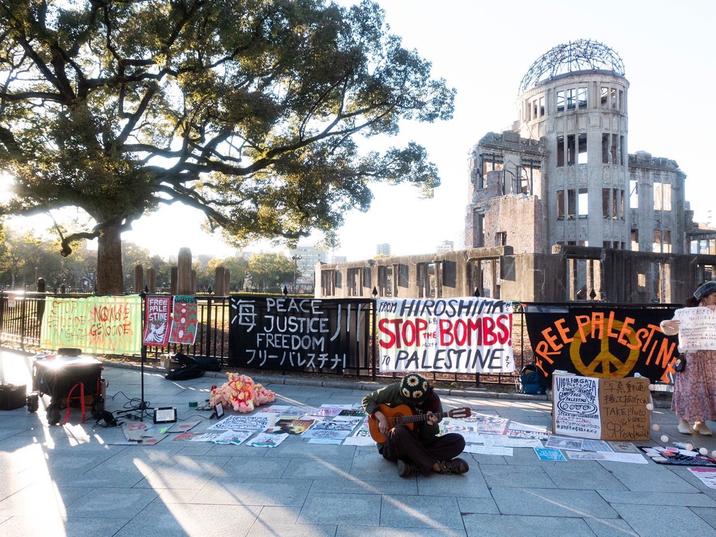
517 364 547 395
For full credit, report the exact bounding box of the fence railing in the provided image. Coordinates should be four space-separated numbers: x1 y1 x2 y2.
0 291 678 388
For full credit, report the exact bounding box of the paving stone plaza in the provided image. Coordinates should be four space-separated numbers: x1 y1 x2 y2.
1 349 715 537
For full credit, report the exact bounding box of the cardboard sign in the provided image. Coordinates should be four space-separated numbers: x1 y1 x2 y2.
673 307 716 352
553 374 650 441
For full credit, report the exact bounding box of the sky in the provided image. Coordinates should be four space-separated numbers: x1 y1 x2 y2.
4 0 716 261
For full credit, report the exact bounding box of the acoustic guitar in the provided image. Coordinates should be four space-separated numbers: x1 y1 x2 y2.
367 404 472 444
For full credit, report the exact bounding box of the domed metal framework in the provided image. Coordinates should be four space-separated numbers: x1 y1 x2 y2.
518 40 625 94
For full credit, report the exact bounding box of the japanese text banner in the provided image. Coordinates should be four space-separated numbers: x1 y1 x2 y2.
228 295 371 372
377 297 514 373
40 296 142 355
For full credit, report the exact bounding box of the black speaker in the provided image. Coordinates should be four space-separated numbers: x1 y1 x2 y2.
0 384 26 410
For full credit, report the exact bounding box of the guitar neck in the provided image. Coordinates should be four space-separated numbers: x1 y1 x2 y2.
395 410 448 425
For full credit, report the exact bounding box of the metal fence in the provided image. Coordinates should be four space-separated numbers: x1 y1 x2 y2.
0 291 679 388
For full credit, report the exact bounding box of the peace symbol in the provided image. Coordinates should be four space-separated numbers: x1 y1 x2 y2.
569 320 640 378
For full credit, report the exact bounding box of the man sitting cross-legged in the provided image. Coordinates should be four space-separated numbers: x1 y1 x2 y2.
362 373 469 477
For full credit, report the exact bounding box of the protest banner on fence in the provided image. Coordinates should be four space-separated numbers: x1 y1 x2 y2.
168 295 198 345
672 306 716 352
228 296 371 372
377 297 514 373
40 296 142 355
552 373 650 441
525 305 678 383
143 295 173 347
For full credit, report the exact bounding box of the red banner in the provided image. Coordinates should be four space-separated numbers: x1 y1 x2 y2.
143 295 173 347
169 295 198 345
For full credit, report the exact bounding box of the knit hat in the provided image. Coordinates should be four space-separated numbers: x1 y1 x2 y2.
400 374 430 402
694 281 716 301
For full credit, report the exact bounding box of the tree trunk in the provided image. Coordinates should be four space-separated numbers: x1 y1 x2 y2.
96 223 124 295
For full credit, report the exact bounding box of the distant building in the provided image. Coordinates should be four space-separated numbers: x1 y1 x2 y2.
317 40 715 303
289 245 327 293
436 241 454 254
376 243 391 256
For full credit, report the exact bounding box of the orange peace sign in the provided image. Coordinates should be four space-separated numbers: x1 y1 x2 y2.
569 320 639 378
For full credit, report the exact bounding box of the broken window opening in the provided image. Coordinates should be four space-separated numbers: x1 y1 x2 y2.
567 188 577 219
557 90 565 113
557 135 564 167
557 190 565 220
610 134 618 164
600 87 609 107
566 88 576 110
577 87 587 109
567 134 576 165
630 180 638 208
631 229 639 251
578 133 587 164
602 133 609 164
495 231 507 246
578 188 588 217
654 182 672 211
610 88 617 109
602 188 610 219
539 96 545 117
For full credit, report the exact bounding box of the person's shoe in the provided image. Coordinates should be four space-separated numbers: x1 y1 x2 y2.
436 458 469 475
694 421 713 436
397 460 419 478
677 419 694 434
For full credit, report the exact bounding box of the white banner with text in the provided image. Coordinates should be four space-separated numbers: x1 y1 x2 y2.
377 297 514 373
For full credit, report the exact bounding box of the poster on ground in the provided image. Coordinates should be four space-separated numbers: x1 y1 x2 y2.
376 297 514 373
524 305 678 382
143 295 173 347
40 296 142 355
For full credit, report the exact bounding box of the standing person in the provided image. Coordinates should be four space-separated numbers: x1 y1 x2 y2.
362 373 469 477
660 281 716 436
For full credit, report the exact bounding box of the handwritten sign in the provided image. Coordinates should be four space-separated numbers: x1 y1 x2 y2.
599 377 650 441
553 375 601 439
228 296 370 372
143 295 172 347
40 296 142 355
377 297 514 373
552 374 650 441
673 307 716 352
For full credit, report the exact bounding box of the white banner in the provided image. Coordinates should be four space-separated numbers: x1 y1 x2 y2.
673 306 716 352
376 297 514 373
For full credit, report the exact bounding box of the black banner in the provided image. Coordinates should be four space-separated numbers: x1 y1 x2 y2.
524 305 679 383
228 295 371 372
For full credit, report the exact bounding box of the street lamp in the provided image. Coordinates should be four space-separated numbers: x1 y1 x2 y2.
291 255 302 293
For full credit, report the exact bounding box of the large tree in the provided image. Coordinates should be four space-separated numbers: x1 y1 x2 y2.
0 0 454 293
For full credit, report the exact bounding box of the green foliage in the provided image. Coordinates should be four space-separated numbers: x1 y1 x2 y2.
246 252 295 292
0 0 454 292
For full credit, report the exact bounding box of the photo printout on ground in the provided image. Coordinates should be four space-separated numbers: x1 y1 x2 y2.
673 306 716 351
377 297 514 373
